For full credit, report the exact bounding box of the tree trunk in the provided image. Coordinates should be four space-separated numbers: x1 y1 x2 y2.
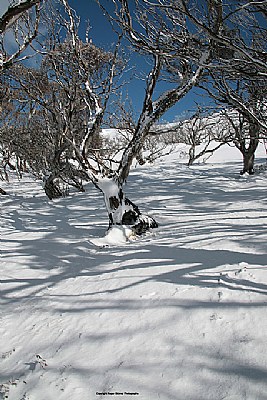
97 176 158 235
235 120 259 175
240 123 259 175
44 174 66 200
241 151 255 175
43 164 85 200
188 146 196 166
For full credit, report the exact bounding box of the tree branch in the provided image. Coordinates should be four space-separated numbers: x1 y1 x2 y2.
0 0 40 33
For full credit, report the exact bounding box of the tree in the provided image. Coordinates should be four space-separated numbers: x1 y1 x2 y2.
173 0 267 173
6 0 261 235
1 0 214 232
87 0 226 231
179 110 231 166
176 0 267 78
0 0 43 195
26 0 229 233
4 0 124 196
221 106 265 175
0 72 30 179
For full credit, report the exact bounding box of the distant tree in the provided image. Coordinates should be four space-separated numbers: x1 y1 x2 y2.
175 109 229 166
177 102 266 173
221 106 266 175
148 109 234 166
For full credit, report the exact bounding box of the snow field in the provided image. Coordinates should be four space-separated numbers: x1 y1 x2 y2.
0 144 267 400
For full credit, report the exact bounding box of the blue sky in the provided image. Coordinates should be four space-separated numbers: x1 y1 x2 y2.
0 0 10 20
68 0 207 123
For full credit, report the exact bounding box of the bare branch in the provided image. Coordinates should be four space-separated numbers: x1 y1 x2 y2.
0 0 41 33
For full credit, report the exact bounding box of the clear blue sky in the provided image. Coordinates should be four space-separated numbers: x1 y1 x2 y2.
68 0 208 123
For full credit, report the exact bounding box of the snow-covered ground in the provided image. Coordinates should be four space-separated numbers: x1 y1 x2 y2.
1 143 267 400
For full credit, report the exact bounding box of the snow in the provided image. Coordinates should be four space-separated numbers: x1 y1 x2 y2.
97 176 119 198
90 226 134 247
1 146 267 400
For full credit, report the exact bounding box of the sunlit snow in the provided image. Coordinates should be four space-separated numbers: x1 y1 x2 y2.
1 144 267 400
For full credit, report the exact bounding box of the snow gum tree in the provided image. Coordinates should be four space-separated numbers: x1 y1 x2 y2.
0 0 44 195
1 1 148 233
181 0 267 173
89 0 228 233
206 77 266 174
0 0 41 34
5 0 263 235
7 15 118 181
12 0 221 234
178 110 231 166
13 0 225 234
0 71 34 179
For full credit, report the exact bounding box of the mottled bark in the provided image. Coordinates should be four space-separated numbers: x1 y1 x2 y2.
98 177 158 234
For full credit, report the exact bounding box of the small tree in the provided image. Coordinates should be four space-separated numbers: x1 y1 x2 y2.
203 72 267 173
177 109 230 166
222 108 265 175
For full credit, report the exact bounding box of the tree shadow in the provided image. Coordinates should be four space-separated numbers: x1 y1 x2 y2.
1 161 267 304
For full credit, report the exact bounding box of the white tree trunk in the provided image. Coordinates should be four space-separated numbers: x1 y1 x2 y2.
97 176 157 234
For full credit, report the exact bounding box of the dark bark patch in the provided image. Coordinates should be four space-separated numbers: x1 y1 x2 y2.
109 213 114 226
132 216 158 236
122 210 138 225
119 188 124 204
0 187 7 195
44 177 64 200
125 197 141 215
109 196 120 210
